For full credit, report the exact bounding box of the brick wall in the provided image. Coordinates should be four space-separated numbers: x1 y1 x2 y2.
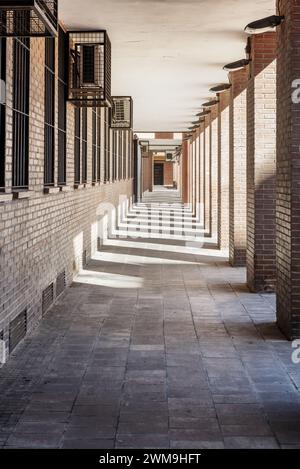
164 161 174 186
0 33 134 359
276 0 300 339
246 32 277 292
210 106 218 240
155 132 174 139
199 124 205 226
204 116 211 233
142 153 153 193
229 68 247 266
181 140 189 204
217 91 230 250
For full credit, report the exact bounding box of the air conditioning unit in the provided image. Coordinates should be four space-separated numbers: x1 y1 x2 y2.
0 1 58 37
110 96 133 129
68 30 111 107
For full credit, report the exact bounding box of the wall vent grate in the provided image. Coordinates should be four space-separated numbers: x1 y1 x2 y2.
82 250 87 267
9 309 27 353
42 282 54 314
56 270 66 297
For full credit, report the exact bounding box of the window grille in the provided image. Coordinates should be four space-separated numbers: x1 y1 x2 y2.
68 30 111 107
0 37 6 191
58 25 67 185
0 1 58 37
12 37 30 190
74 107 81 184
44 37 55 186
81 107 87 183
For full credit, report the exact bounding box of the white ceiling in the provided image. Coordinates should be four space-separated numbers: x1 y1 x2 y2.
59 0 275 131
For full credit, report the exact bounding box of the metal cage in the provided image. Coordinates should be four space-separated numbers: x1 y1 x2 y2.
140 140 150 158
0 1 57 37
110 96 133 129
68 30 111 107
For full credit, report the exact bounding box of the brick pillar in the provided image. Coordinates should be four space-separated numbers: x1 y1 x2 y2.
217 92 230 250
204 116 211 234
276 0 300 339
181 140 189 204
199 125 205 226
195 131 200 219
192 137 197 214
210 107 218 240
229 69 248 266
246 33 277 292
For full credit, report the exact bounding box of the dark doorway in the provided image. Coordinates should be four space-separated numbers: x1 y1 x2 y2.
154 163 164 185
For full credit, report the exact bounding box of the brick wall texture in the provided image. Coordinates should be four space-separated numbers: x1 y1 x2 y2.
276 0 300 339
0 34 134 358
246 32 277 293
229 69 247 267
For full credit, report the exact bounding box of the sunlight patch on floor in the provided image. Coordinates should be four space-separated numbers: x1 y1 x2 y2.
92 251 201 266
74 269 144 288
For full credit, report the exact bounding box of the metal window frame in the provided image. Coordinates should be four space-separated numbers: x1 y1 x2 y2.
67 30 112 108
0 1 58 37
57 25 67 185
12 36 30 191
44 36 55 187
110 96 133 130
92 107 97 182
0 37 6 191
104 107 110 182
74 107 81 184
96 107 101 182
81 107 87 183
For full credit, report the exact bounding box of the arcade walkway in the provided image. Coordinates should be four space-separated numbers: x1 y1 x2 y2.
0 191 300 449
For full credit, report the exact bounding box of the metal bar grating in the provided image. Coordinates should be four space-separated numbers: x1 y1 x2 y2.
74 107 81 184
97 108 101 181
42 282 54 314
0 37 6 191
56 270 66 297
58 26 67 185
0 1 57 37
82 250 87 267
12 37 30 190
68 30 111 107
110 97 133 130
92 107 96 182
44 37 55 186
9 309 27 353
81 107 87 183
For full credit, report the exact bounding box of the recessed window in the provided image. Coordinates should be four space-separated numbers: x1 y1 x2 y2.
74 108 81 184
12 37 30 190
81 107 87 184
58 26 67 186
44 37 55 186
0 37 6 191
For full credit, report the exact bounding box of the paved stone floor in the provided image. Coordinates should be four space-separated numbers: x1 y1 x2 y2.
1 190 300 449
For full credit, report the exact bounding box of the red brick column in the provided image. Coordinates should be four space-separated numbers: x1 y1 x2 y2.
246 33 277 292
218 91 230 250
199 125 205 226
210 107 218 240
195 131 201 219
229 69 248 266
204 115 211 233
181 140 189 204
276 0 300 339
